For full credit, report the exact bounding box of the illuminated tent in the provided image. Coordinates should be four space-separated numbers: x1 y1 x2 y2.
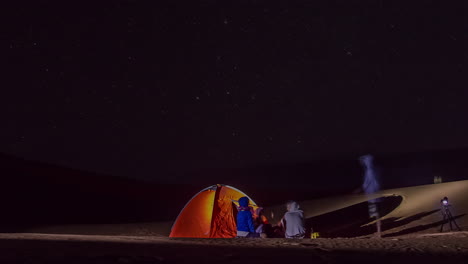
169 184 258 238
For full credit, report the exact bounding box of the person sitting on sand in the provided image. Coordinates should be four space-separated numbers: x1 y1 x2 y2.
254 207 269 238
280 200 305 239
236 197 257 238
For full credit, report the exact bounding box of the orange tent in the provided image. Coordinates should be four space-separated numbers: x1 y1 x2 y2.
169 184 258 238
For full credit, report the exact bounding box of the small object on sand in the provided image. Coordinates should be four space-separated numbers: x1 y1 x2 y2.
310 232 320 239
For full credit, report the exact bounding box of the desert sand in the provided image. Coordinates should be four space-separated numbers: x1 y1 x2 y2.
0 232 468 263
2 181 467 263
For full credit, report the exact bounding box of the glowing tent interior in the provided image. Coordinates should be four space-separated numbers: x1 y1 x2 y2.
169 184 258 238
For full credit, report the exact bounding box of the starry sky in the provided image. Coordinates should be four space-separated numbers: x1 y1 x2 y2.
3 1 468 182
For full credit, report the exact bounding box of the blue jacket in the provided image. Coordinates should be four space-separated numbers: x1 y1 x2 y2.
236 197 255 233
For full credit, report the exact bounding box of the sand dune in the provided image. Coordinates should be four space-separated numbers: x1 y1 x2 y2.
265 180 468 237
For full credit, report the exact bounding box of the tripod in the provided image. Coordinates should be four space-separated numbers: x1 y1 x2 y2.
440 204 461 232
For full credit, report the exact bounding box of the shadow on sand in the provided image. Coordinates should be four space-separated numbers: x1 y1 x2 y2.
383 213 466 237
304 195 461 238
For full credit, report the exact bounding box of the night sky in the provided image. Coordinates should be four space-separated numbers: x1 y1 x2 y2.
3 1 468 183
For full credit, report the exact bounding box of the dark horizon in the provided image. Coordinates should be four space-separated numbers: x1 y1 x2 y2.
3 142 468 184
3 144 468 188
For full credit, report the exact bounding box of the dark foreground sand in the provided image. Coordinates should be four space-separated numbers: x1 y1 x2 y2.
1 232 468 264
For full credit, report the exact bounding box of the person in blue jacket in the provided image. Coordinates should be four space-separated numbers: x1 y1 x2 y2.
236 196 256 238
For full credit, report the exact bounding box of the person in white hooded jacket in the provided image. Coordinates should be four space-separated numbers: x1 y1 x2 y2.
280 201 305 239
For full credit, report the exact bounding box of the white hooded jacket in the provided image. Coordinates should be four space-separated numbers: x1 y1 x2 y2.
283 202 305 238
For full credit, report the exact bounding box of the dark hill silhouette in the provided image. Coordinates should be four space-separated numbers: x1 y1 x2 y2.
0 153 200 231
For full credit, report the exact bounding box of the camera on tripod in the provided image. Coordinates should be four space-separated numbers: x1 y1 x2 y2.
439 196 461 232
